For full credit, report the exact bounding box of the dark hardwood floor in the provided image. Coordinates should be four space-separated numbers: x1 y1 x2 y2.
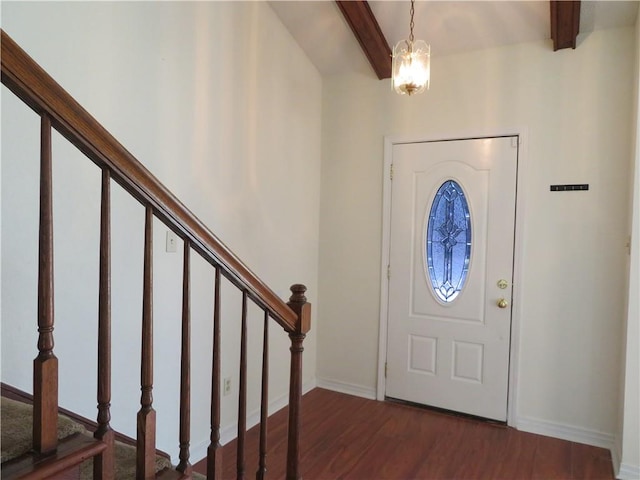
193 388 614 479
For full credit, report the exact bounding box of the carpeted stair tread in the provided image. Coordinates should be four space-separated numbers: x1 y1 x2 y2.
2 395 206 478
1 396 87 463
78 441 207 479
78 440 172 479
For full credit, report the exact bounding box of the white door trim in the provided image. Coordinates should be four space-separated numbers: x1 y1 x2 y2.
377 128 528 427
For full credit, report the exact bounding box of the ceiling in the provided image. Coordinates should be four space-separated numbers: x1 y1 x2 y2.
269 1 639 77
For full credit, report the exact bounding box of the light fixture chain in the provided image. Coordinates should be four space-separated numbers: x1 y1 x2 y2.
409 0 415 44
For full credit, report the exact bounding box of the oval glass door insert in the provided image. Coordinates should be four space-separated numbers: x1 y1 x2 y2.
426 180 472 303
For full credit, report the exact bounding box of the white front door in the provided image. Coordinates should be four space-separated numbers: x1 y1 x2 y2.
385 137 518 421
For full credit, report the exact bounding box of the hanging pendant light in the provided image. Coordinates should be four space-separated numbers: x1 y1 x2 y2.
392 0 430 96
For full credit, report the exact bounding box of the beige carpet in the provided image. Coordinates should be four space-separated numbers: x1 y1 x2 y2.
78 441 172 479
1 396 86 463
1 396 204 479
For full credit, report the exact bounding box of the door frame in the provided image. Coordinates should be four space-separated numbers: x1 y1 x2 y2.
377 128 528 427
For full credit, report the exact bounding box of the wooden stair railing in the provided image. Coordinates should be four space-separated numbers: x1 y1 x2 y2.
1 29 311 480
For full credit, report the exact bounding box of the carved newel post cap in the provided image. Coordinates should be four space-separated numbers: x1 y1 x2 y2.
288 284 311 335
289 284 307 304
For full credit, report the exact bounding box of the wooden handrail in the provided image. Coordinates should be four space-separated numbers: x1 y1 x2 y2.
0 29 298 332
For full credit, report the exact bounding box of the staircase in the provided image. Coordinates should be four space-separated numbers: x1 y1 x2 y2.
1 29 311 479
1 394 187 479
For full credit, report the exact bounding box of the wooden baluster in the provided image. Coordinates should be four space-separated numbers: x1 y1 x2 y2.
237 292 248 480
177 240 192 475
137 205 156 479
256 310 269 480
95 167 115 479
286 285 311 480
34 113 58 455
207 267 222 479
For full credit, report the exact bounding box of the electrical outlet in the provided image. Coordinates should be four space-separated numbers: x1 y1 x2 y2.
166 230 177 253
223 377 231 396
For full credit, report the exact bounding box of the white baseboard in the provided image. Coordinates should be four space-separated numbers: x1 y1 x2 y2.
612 441 640 480
315 377 377 400
189 378 317 464
516 415 639 478
612 442 622 478
617 462 640 480
516 415 615 450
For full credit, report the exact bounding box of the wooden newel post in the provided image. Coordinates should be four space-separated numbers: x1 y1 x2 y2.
286 284 311 480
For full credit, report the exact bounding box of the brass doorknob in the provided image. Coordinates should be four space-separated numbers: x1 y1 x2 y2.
497 298 509 309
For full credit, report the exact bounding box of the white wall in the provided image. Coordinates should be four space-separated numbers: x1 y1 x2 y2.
617 16 640 480
319 26 634 448
1 1 321 463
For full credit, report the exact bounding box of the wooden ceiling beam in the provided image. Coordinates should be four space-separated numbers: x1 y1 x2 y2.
550 0 581 51
336 1 392 79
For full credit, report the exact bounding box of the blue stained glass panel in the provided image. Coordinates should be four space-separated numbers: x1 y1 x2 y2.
426 180 472 303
